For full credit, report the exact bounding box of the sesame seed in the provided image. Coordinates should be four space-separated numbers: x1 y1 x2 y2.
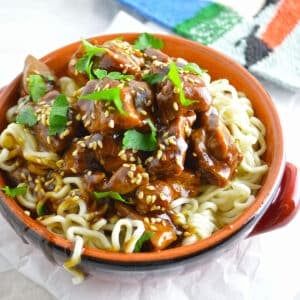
72 149 78 157
192 152 197 157
173 102 179 111
140 109 147 116
145 156 153 164
122 163 130 167
76 113 81 121
150 225 157 231
118 149 125 156
127 171 134 178
87 170 92 176
84 120 91 127
129 156 136 162
141 172 149 179
160 193 167 201
146 185 155 191
156 150 163 160
104 110 110 118
97 140 103 148
138 191 144 199
120 154 127 161
47 136 51 144
108 119 115 128
70 167 77 173
146 195 152 204
130 164 136 171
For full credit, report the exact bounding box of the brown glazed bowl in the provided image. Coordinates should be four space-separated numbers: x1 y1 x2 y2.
0 33 299 274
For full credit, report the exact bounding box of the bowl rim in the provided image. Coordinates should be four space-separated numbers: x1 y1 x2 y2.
0 32 285 264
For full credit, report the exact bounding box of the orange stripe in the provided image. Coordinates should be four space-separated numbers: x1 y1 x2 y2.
261 0 300 49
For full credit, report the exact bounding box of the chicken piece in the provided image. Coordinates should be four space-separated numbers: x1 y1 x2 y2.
61 133 140 175
76 79 144 134
102 164 149 194
135 170 199 215
82 171 106 194
147 112 196 177
95 134 140 173
27 90 79 153
128 80 154 121
144 215 177 251
67 45 90 86
135 180 177 214
191 108 242 186
156 73 212 124
94 39 145 75
22 55 55 95
115 202 177 251
166 171 200 198
61 134 102 175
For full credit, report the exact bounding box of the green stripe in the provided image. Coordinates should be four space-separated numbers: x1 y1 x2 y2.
174 3 242 45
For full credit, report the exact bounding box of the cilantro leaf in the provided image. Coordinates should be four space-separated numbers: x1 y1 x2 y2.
183 63 207 76
48 94 69 136
106 71 134 81
94 191 131 204
134 231 153 252
36 201 45 216
16 107 37 127
94 69 134 81
1 184 27 198
133 33 164 50
28 74 46 102
122 119 157 151
75 39 106 79
142 73 165 85
168 61 195 106
93 69 108 80
80 87 126 115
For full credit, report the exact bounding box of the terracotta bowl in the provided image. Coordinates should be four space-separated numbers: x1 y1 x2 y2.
0 33 299 273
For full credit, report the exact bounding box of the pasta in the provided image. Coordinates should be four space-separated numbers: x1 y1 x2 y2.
0 33 268 283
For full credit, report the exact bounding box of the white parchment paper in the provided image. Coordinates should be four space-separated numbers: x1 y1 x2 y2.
0 4 300 300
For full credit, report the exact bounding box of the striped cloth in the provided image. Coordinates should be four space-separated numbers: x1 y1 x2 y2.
118 0 300 90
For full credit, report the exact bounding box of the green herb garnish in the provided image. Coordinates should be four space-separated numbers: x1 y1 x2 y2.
133 33 164 50
28 74 46 102
168 61 195 106
36 201 45 216
134 231 153 252
1 184 27 198
183 63 207 76
142 73 165 85
122 119 157 151
16 107 37 127
94 69 134 81
80 87 126 115
75 39 106 79
94 191 131 204
48 94 69 136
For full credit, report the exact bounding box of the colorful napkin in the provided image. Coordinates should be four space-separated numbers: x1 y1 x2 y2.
118 0 300 90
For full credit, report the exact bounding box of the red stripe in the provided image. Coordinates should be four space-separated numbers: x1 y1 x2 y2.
261 0 300 49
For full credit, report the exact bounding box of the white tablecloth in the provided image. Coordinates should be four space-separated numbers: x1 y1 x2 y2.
0 1 300 299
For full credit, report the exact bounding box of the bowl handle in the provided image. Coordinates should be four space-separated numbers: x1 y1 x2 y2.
250 162 299 236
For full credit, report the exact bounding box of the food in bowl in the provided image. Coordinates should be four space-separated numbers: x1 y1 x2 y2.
0 33 268 282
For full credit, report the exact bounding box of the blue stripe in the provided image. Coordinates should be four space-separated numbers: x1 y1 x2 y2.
118 0 213 29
